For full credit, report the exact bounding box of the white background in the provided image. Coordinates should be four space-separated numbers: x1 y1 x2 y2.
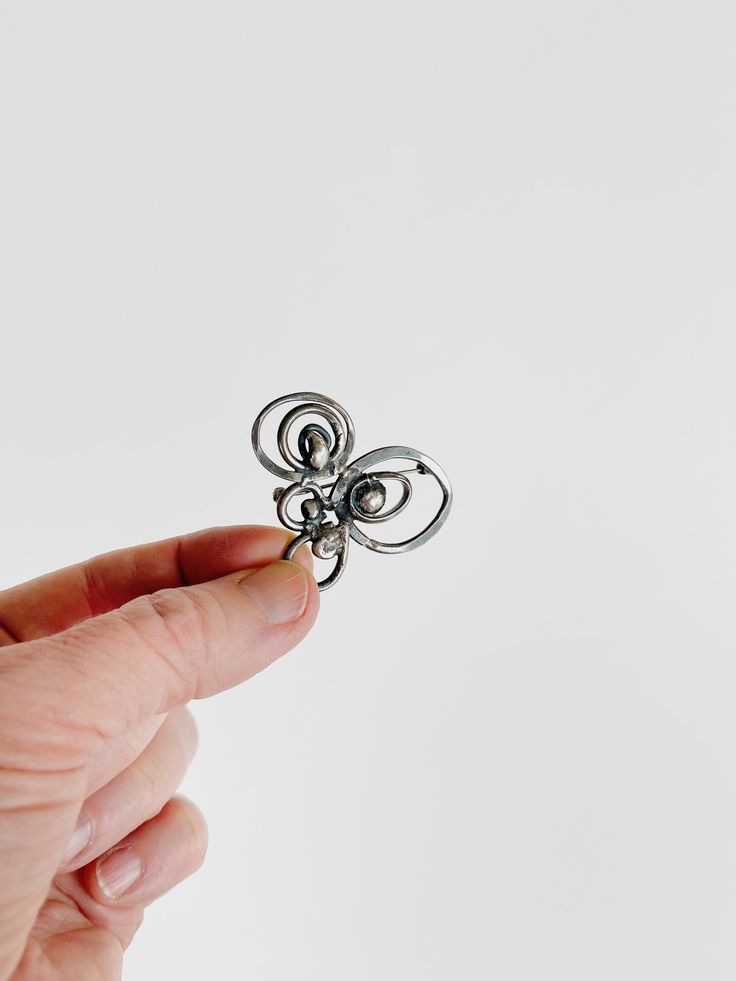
2 2 736 979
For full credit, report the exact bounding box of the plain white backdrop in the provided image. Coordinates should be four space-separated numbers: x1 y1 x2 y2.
2 2 736 978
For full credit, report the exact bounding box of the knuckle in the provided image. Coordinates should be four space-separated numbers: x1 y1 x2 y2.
127 587 213 704
132 751 164 807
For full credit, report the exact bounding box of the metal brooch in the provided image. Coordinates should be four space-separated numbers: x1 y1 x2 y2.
251 392 452 591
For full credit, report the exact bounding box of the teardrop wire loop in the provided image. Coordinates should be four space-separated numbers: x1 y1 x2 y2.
252 393 452 590
333 447 453 554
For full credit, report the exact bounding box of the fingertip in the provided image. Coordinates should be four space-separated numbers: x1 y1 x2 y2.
169 706 199 755
301 563 321 627
174 794 209 863
290 539 314 574
84 796 208 908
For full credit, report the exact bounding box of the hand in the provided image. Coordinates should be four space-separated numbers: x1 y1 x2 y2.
0 526 319 980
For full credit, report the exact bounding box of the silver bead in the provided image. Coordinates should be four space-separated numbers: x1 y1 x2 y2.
301 498 323 522
312 524 346 560
354 479 386 516
303 429 330 471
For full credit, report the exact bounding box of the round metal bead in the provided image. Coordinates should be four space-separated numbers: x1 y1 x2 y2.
354 479 387 516
302 429 330 471
312 525 346 560
301 498 324 522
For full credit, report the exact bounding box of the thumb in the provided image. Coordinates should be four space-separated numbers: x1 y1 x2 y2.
6 559 319 764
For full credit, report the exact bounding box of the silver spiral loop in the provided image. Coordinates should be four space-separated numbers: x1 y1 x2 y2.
251 392 355 483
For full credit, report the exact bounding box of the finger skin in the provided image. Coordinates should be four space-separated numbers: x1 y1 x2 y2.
0 560 319 766
61 708 198 873
83 796 208 909
29 798 208 964
0 553 319 977
85 713 166 798
0 525 313 644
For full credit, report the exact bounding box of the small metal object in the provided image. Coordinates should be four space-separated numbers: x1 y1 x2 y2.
251 392 452 591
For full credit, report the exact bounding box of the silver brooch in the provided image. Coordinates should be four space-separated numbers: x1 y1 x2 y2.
251 392 453 590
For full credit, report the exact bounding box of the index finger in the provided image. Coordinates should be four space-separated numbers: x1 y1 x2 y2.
0 526 312 645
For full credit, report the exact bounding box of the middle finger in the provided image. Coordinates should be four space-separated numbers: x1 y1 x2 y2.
60 707 198 872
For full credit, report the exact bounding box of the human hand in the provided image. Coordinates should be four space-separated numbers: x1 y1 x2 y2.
0 526 319 980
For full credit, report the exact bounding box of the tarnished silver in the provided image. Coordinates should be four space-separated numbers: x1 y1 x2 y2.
251 392 452 591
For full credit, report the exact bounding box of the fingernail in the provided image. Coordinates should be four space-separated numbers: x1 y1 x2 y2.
239 561 309 624
96 847 144 899
61 811 93 867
